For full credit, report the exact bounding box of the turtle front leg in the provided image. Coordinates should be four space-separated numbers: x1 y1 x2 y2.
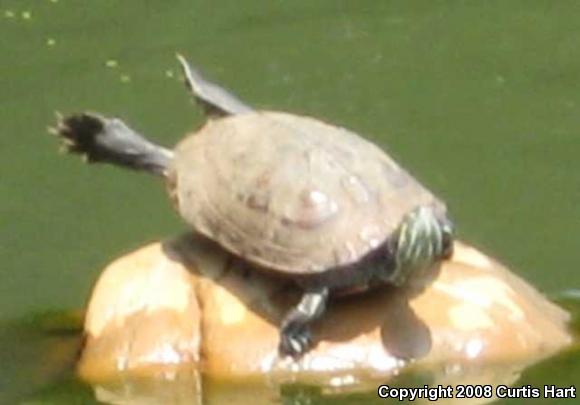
279 287 329 357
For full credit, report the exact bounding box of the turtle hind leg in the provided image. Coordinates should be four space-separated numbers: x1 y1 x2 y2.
279 287 329 357
176 54 254 117
53 113 173 177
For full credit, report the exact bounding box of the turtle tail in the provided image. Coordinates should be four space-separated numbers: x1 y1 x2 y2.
51 112 174 177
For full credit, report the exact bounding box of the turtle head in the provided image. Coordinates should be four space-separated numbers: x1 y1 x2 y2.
390 205 454 286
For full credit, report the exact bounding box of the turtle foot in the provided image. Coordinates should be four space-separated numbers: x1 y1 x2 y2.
51 112 107 161
279 325 312 358
278 287 329 358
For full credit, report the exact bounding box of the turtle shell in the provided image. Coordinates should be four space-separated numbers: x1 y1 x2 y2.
169 112 445 274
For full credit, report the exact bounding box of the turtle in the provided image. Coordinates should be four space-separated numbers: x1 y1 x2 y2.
52 55 454 357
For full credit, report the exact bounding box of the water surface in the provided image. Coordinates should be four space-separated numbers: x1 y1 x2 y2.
1 0 579 403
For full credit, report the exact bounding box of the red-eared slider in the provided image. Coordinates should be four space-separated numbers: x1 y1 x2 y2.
53 56 454 357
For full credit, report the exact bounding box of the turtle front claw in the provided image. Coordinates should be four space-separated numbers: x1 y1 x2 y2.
279 325 312 358
52 112 107 160
278 287 328 357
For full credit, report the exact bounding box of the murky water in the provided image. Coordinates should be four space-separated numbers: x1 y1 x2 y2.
1 0 579 403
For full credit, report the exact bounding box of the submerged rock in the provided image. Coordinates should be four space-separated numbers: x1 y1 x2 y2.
77 234 571 404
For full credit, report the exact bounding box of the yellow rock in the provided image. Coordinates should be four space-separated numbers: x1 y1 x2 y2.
78 234 571 403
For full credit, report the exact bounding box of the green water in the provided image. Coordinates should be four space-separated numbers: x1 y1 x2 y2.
1 0 579 403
